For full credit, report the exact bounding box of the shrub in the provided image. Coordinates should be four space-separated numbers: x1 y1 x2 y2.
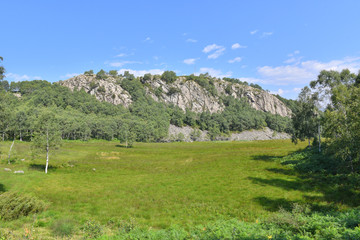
52 218 75 237
167 87 181 96
82 220 103 239
96 69 108 79
161 71 177 83
0 192 47 221
84 70 94 75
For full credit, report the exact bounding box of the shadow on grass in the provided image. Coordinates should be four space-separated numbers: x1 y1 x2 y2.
0 183 6 193
254 196 299 212
250 148 360 210
254 196 339 212
266 168 297 176
248 177 312 192
115 144 133 148
29 164 57 172
251 155 279 162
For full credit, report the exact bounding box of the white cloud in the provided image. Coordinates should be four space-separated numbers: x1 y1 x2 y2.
202 44 226 59
231 43 247 49
115 53 127 57
288 50 300 57
6 73 42 82
228 57 242 63
108 61 142 67
203 44 222 53
186 38 197 43
153 56 159 60
60 73 80 79
284 57 303 64
250 30 258 35
257 56 360 85
183 58 198 65
238 77 264 84
117 69 164 77
144 37 151 41
270 88 286 96
208 49 225 59
196 67 232 78
261 32 273 38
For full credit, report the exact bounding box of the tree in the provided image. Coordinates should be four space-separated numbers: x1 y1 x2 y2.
84 70 94 75
142 73 152 82
291 86 318 146
161 71 177 83
109 70 118 78
32 108 61 174
96 69 108 79
0 56 5 81
310 69 360 172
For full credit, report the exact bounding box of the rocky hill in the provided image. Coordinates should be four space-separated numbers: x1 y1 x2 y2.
59 73 292 117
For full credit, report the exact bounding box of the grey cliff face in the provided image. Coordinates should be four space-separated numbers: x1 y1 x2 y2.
214 81 292 117
59 74 132 107
144 77 223 113
60 74 291 117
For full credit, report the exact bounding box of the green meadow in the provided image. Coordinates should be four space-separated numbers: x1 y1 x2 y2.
3 139 355 239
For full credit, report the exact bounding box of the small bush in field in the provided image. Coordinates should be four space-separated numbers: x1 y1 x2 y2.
82 220 102 239
52 218 75 237
0 192 47 221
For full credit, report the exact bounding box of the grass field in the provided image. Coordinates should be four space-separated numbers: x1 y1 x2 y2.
0 139 339 236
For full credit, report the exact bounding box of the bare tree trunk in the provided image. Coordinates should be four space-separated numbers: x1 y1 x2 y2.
308 138 311 147
45 129 49 174
318 123 321 152
8 134 15 164
20 130 22 141
2 131 4 141
125 131 128 148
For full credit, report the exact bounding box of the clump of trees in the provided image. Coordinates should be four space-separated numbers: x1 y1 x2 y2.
291 69 360 173
161 71 177 83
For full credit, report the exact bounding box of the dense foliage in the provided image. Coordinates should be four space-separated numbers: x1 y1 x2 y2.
0 192 47 221
292 69 360 174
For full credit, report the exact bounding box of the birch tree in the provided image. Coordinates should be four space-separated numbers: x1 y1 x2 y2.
32 108 61 174
291 86 318 147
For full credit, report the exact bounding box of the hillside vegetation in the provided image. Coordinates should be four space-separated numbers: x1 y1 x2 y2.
0 70 294 143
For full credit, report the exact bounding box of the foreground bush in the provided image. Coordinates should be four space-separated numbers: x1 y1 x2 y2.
95 206 360 240
51 218 75 237
0 191 47 221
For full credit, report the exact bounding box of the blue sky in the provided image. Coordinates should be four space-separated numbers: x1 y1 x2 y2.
2 0 360 99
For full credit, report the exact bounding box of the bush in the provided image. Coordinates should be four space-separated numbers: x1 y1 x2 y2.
52 218 75 237
161 71 177 83
84 70 94 75
0 192 47 221
96 69 108 80
82 220 103 239
167 87 181 96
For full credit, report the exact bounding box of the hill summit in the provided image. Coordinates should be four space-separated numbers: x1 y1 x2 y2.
59 72 292 117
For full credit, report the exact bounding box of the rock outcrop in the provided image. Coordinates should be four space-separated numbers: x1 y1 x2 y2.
59 74 132 107
145 77 223 113
214 81 291 117
59 74 292 117
164 124 290 142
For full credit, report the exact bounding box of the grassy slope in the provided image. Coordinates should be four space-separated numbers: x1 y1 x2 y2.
1 140 322 229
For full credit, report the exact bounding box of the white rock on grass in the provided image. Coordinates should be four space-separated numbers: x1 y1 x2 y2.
14 170 24 174
4 168 11 172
